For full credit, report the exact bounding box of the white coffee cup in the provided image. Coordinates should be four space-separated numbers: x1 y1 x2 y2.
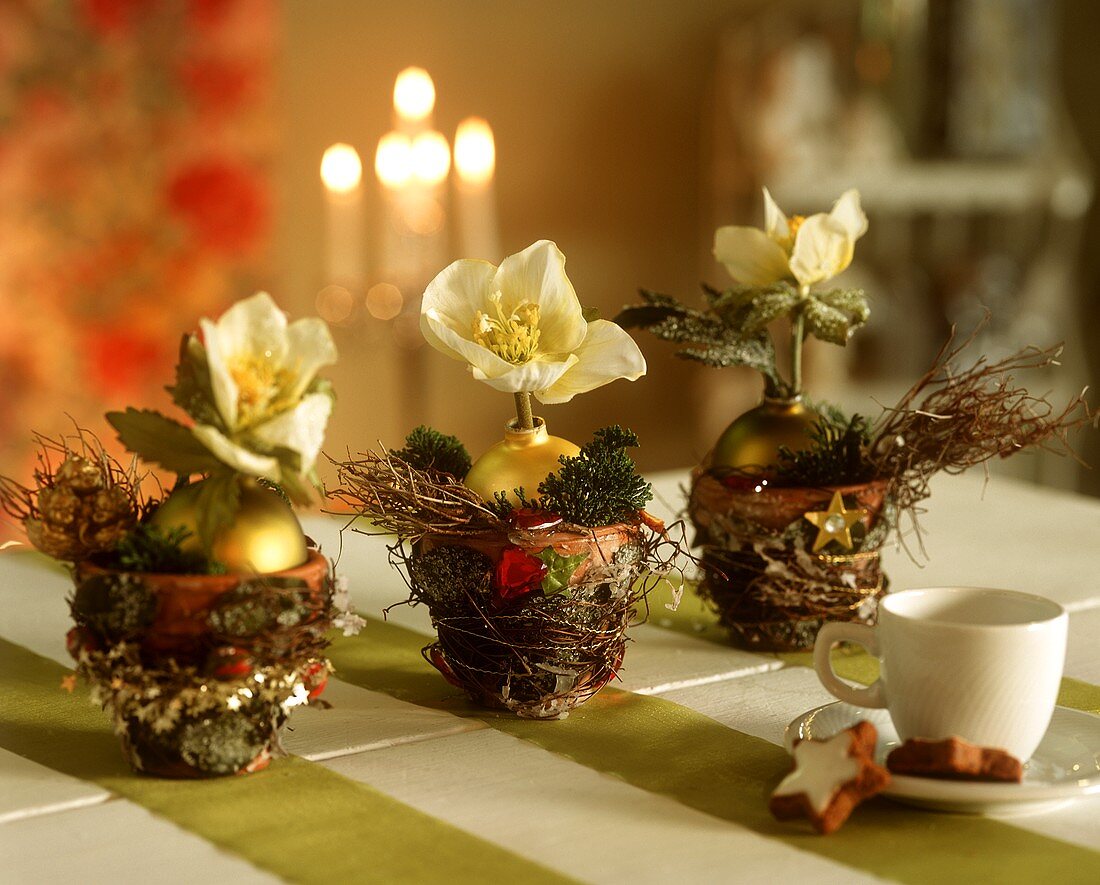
814 586 1067 761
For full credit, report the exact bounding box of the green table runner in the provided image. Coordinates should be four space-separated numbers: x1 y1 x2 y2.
325 616 1100 884
0 637 569 885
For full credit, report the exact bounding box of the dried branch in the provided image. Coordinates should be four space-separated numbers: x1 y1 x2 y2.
326 447 508 542
870 323 1093 534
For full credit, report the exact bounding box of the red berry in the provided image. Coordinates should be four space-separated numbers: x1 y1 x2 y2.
208 647 253 680
65 626 99 660
304 661 329 699
429 647 463 687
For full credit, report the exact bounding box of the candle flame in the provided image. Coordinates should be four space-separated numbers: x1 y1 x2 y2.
394 67 435 121
375 132 413 188
454 117 495 186
411 131 451 186
320 143 363 194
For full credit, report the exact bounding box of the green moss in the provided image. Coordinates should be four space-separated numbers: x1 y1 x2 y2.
532 426 652 527
71 573 157 640
393 426 472 480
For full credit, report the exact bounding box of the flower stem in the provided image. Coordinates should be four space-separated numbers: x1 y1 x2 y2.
790 301 806 398
513 391 535 430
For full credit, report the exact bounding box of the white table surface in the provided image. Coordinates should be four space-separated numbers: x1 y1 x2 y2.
2 468 1099 883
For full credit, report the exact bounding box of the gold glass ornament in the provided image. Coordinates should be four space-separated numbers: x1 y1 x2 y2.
712 397 819 472
149 478 308 574
464 418 580 505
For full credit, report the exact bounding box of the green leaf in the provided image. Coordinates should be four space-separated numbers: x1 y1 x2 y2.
815 287 870 321
804 296 862 346
166 335 223 428
107 408 223 476
536 547 589 596
581 305 601 322
676 334 785 395
193 472 242 553
736 288 801 335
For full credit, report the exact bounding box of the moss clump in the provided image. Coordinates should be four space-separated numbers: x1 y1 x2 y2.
113 523 225 575
177 714 266 776
393 426 472 480
522 426 652 527
71 573 157 640
409 544 492 614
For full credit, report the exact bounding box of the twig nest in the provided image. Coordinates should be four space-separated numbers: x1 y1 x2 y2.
407 520 646 719
688 467 892 652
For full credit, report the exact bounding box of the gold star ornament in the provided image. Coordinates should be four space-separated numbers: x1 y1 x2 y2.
804 491 866 553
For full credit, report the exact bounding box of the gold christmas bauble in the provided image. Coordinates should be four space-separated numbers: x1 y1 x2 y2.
712 397 819 473
149 478 308 574
465 419 580 505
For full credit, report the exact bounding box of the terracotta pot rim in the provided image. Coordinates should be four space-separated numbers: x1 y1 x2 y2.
76 548 329 582
427 520 639 543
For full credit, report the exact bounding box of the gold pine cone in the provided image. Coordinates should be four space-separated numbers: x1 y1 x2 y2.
26 456 137 561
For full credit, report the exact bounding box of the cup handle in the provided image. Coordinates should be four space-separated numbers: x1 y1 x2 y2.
813 622 887 708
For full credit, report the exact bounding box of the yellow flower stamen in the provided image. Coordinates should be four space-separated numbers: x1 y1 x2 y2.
471 291 542 364
781 215 806 252
229 352 297 427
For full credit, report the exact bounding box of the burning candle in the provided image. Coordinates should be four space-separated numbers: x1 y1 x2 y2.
320 143 364 285
393 67 436 127
454 117 500 261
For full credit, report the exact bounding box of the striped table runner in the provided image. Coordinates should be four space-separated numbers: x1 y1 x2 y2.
3 552 1100 881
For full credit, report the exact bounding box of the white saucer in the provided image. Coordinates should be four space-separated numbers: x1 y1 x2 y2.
785 703 1100 816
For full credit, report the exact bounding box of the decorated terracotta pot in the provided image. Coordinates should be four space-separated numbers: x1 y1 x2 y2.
689 470 891 652
68 550 333 777
410 520 644 719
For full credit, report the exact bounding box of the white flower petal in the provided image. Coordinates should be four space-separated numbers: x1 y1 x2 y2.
493 240 585 353
471 354 578 394
200 318 239 429
192 425 281 480
215 292 289 363
789 214 854 287
421 259 498 359
535 319 646 404
762 187 790 243
251 393 332 474
422 307 516 380
284 317 338 400
714 226 792 286
828 189 868 242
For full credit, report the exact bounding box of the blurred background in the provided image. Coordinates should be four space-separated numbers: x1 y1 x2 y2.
1 0 1097 498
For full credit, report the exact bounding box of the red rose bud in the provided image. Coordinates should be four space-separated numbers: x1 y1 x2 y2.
508 508 563 532
719 473 760 492
65 626 99 660
208 647 253 680
429 647 463 688
493 546 548 606
304 661 329 699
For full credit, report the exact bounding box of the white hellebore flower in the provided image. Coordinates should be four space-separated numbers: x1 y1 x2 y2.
192 292 337 483
714 188 868 289
420 240 646 404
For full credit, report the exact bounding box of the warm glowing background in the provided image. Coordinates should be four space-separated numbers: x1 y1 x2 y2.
2 0 1098 499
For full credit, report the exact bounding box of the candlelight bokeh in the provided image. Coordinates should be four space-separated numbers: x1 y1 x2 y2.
1 0 1098 502
393 67 437 122
454 118 496 186
320 143 364 194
